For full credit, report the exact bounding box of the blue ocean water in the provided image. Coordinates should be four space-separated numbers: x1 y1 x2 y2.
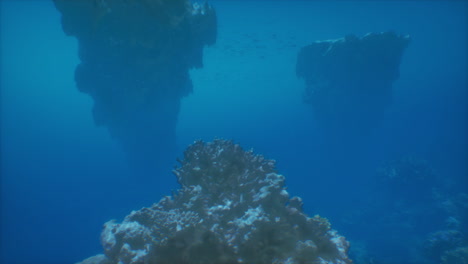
1 0 467 263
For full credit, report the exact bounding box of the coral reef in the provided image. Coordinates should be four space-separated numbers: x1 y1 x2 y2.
376 156 437 202
77 140 352 264
340 156 468 263
424 192 468 263
296 32 410 138
441 246 468 264
52 0 217 171
424 229 464 261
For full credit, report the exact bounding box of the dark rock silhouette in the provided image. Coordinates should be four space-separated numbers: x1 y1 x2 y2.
297 32 410 139
53 0 217 173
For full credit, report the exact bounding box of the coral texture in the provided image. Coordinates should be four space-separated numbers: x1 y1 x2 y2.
441 246 468 264
296 32 410 138
52 0 217 171
78 140 352 264
339 156 467 263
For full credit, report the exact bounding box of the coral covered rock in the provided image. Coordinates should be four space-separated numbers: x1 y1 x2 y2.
296 32 410 138
77 140 352 264
441 246 468 264
339 156 467 263
53 0 217 172
376 156 437 201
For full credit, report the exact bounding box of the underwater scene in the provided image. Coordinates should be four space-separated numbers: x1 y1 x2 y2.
1 0 467 263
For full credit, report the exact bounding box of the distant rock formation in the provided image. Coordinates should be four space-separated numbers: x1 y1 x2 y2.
339 156 468 263
441 246 468 264
76 139 352 264
53 0 217 172
296 32 410 138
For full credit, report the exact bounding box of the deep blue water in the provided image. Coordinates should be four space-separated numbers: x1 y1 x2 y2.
1 0 467 263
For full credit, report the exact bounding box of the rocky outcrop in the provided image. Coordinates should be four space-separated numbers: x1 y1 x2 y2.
297 32 410 138
53 0 217 172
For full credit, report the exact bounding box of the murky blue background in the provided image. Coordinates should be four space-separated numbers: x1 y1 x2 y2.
1 1 467 263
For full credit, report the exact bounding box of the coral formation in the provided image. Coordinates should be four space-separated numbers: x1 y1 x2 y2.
340 156 468 263
424 229 464 261
52 0 217 171
76 140 352 264
441 246 468 264
424 192 468 263
296 32 410 138
376 156 437 201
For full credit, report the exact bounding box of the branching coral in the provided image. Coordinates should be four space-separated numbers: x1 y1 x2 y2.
77 140 352 264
